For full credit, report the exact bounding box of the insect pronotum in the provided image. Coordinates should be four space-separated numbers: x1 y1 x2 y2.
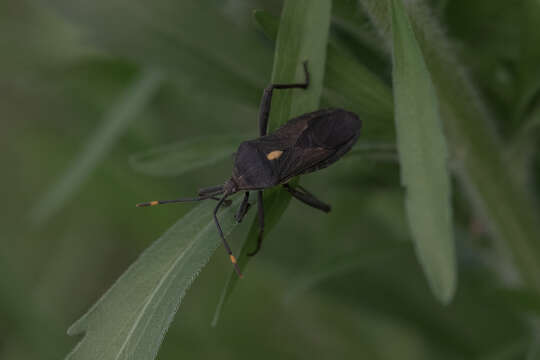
137 61 362 277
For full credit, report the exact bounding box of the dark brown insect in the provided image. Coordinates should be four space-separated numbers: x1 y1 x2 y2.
137 62 361 277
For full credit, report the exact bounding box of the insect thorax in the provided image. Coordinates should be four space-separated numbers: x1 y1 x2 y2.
231 141 279 190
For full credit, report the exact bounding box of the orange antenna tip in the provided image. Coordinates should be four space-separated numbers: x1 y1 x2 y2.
136 200 159 207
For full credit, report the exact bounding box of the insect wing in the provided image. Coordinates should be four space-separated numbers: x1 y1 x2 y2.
276 109 361 182
243 109 361 185
276 142 335 182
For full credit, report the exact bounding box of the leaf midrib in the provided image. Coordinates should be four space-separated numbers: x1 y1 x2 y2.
113 218 215 359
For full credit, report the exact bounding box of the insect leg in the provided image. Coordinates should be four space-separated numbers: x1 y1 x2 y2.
211 196 232 207
283 184 331 213
258 61 310 136
247 191 265 256
214 194 243 278
235 191 251 223
197 185 233 206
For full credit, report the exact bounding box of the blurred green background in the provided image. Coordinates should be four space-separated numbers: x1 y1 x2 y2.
1 0 540 359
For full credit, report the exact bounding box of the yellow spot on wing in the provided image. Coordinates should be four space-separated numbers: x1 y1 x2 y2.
230 255 237 264
266 150 283 160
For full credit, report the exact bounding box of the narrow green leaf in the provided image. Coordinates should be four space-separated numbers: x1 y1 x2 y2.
527 328 540 360
324 46 394 140
66 197 243 360
390 0 456 303
212 0 331 325
252 10 278 43
30 69 162 225
267 2 331 128
478 340 528 360
211 187 293 327
347 142 397 162
130 133 396 180
360 0 540 300
495 287 540 317
509 1 540 126
284 246 405 304
129 134 246 177
254 9 395 141
506 105 540 187
46 2 270 102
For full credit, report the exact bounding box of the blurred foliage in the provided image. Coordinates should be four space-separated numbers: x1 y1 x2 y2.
389 0 455 303
0 0 539 359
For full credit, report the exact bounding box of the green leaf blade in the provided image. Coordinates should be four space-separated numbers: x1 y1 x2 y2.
268 0 331 127
254 9 395 141
129 134 246 177
390 0 456 303
212 0 332 325
66 198 242 360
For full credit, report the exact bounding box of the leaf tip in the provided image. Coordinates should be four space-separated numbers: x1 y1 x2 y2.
428 265 457 305
66 321 84 337
252 9 264 24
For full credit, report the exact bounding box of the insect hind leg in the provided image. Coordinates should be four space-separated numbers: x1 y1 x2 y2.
283 184 331 213
258 61 310 136
247 191 265 257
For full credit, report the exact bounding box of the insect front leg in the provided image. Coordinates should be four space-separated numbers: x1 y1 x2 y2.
235 192 251 223
211 196 232 207
283 184 331 213
198 185 232 206
213 195 243 277
258 61 310 136
247 190 265 256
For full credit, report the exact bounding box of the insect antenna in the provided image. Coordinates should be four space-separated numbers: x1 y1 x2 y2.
136 194 226 207
136 187 242 276
136 184 227 207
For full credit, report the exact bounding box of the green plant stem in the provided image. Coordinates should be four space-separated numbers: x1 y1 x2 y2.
360 0 540 291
